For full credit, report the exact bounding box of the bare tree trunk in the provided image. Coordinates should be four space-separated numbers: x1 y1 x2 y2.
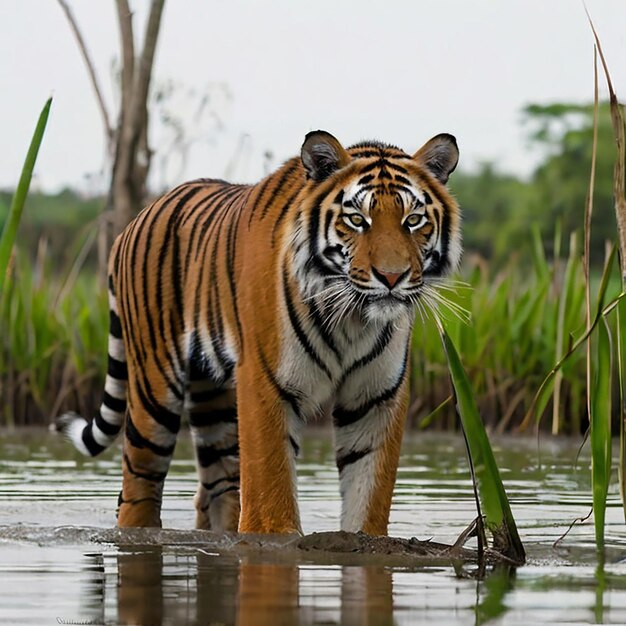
58 0 166 269
111 0 165 235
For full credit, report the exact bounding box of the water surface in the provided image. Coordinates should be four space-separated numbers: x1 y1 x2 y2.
0 429 625 625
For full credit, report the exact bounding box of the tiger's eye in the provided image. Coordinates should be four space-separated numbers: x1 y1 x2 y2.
405 214 423 228
348 214 365 228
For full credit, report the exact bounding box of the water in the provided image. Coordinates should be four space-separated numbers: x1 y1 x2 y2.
0 429 625 625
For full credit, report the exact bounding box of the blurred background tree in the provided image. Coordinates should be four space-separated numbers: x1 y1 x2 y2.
523 102 617 262
451 102 619 265
57 0 166 272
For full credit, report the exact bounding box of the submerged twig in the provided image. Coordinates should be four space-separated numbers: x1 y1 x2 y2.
552 508 593 549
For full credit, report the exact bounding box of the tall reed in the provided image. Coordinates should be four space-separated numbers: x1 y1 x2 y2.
587 18 626 550
522 17 626 553
438 319 525 564
0 98 51 297
0 98 53 428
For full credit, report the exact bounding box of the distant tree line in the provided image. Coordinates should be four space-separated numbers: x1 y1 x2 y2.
1 101 622 272
452 102 620 264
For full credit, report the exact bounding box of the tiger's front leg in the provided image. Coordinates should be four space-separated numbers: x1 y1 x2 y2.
333 374 409 536
236 356 302 535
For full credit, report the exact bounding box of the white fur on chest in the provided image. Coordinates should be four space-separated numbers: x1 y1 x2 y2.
276 310 412 420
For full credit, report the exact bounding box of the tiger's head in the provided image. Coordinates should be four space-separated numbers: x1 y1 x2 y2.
293 130 461 324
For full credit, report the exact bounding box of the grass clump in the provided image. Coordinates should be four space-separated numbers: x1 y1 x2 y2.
1 250 107 426
409 228 618 435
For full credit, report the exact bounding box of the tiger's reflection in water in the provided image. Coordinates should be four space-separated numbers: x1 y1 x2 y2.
84 547 394 625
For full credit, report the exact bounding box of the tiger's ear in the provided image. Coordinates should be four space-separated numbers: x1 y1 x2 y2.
301 131 351 182
413 134 459 184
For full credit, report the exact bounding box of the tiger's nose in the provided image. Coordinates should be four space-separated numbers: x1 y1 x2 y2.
371 267 409 289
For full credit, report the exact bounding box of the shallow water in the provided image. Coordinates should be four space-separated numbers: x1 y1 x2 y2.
0 429 625 625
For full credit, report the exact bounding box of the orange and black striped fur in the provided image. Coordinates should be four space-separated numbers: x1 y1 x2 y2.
58 131 461 535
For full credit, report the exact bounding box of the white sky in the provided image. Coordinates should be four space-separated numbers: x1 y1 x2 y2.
1 0 625 194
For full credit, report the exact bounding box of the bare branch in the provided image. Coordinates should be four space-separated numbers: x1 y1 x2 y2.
56 0 114 153
124 0 165 202
115 0 135 120
130 0 166 135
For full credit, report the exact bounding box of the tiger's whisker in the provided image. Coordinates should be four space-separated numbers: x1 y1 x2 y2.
421 286 471 324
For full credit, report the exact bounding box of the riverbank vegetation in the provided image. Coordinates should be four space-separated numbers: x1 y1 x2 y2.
0 100 623 433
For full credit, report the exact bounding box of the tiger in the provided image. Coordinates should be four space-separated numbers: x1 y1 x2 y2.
57 130 461 536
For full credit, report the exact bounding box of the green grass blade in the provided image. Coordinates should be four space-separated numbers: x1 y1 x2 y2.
438 321 525 564
590 316 613 551
530 224 550 283
0 97 52 296
596 245 618 316
552 233 580 434
619 298 626 521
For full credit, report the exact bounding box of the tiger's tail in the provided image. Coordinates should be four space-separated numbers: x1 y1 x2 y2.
56 273 127 456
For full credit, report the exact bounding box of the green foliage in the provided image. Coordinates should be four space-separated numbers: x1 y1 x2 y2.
619 299 626 521
0 187 100 228
410 227 621 434
0 251 107 426
449 165 536 261
524 102 618 261
590 317 612 550
439 323 525 564
0 188 103 271
0 225 610 435
450 101 621 264
0 98 52 296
